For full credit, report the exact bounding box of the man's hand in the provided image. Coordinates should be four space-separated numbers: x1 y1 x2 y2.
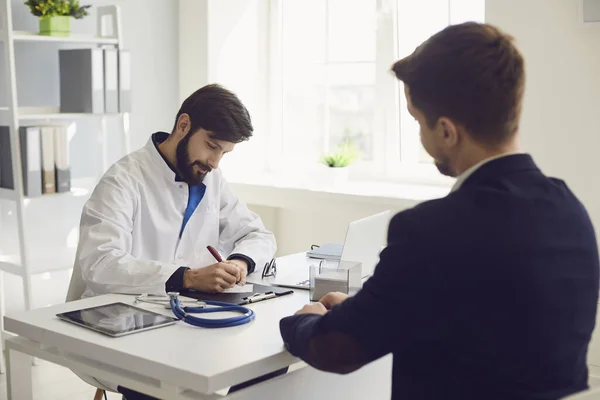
183 262 241 293
319 292 350 310
295 302 328 316
226 259 248 284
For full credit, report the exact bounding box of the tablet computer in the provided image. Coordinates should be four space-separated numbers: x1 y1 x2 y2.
57 302 178 337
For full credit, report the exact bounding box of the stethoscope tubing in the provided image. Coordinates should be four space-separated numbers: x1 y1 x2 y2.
169 297 255 328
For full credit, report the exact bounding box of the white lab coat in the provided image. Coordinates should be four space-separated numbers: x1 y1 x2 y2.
76 136 276 298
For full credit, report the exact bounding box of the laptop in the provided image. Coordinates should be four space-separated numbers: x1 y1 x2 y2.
270 210 392 289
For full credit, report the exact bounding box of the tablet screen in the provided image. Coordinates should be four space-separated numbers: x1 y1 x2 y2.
57 302 178 337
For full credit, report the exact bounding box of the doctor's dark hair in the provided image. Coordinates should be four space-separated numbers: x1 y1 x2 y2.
391 22 525 147
173 84 253 143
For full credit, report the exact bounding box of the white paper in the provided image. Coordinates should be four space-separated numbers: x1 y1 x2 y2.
223 284 254 293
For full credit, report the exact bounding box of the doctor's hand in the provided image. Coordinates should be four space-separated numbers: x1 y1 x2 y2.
225 259 248 285
183 262 241 293
319 292 350 310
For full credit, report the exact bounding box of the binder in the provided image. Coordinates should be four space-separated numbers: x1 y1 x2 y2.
54 126 71 193
0 126 42 196
0 126 11 189
59 48 105 114
182 283 293 306
118 50 132 112
103 48 119 113
40 126 56 194
20 126 43 197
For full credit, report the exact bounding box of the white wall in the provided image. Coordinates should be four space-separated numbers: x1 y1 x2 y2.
0 0 180 312
179 0 270 175
486 0 600 242
178 0 600 259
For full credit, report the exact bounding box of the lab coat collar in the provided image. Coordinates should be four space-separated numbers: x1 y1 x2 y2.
150 132 184 182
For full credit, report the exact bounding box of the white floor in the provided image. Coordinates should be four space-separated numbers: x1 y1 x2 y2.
0 359 123 400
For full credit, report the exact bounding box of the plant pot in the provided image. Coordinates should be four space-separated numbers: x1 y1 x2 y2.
39 16 71 37
319 166 349 187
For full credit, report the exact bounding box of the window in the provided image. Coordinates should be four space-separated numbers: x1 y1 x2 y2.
268 0 485 183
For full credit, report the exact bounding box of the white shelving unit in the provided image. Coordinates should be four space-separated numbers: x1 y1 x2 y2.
0 0 130 373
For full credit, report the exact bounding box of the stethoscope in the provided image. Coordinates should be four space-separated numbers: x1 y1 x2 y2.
134 292 255 328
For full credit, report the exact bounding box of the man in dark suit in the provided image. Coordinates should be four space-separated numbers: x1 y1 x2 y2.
279 22 600 400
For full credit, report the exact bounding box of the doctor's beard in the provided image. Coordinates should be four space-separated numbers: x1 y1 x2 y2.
176 135 211 185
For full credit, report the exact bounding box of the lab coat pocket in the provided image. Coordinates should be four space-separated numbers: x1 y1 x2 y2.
187 210 220 268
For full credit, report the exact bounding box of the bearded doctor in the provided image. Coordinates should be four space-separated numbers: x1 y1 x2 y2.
75 83 276 298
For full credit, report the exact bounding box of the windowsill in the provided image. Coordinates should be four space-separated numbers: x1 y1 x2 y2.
225 170 452 210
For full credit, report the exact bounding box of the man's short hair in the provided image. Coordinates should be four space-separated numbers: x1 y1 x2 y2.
173 84 253 143
391 22 525 146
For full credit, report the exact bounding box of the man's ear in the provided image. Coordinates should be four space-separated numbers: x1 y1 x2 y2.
175 114 191 138
438 117 459 148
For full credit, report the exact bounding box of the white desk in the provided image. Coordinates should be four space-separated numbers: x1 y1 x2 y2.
3 253 392 399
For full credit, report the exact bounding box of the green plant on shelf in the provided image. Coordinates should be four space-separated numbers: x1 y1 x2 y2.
320 139 361 168
24 0 91 19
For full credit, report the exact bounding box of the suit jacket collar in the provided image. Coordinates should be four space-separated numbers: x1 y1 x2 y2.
458 153 539 190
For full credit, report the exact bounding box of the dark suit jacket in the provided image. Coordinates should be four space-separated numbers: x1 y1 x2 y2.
280 154 599 400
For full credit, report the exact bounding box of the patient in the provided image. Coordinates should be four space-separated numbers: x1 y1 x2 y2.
280 22 600 400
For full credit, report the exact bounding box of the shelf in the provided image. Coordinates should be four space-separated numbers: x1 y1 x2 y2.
0 178 97 201
3 31 118 45
0 249 76 276
0 187 17 201
17 107 122 121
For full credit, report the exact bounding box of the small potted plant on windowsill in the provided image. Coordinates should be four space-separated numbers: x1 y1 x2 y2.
319 139 360 186
25 0 91 37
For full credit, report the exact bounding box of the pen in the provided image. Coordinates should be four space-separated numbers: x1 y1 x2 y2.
207 245 223 262
240 292 277 305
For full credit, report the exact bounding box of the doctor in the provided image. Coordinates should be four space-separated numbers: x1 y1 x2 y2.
76 83 276 298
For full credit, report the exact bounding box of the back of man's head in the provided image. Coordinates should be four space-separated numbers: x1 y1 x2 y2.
392 22 525 147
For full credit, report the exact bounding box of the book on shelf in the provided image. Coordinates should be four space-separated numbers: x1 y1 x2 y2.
0 125 71 197
0 126 43 197
41 126 56 194
54 125 71 193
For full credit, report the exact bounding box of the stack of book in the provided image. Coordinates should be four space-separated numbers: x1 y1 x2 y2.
0 125 71 196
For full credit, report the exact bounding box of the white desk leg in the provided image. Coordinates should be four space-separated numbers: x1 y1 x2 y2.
6 346 33 400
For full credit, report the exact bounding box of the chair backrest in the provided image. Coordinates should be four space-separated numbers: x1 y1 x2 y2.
65 248 86 302
561 388 600 400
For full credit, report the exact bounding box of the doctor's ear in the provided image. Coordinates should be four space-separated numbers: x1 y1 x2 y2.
438 117 459 147
175 114 192 137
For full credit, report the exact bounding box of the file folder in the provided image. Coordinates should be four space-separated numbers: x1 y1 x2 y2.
103 48 119 113
59 48 105 114
0 126 42 196
118 50 132 112
41 126 56 194
54 126 71 193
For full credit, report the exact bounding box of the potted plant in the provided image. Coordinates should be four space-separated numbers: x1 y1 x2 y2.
24 0 91 37
319 139 360 186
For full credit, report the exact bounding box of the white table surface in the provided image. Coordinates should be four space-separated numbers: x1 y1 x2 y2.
3 252 317 395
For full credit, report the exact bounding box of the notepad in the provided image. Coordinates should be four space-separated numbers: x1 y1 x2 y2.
223 284 254 293
306 243 343 260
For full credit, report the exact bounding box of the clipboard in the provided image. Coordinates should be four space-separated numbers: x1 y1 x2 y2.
181 283 293 305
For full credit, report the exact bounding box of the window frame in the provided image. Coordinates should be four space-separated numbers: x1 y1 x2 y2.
266 0 481 188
